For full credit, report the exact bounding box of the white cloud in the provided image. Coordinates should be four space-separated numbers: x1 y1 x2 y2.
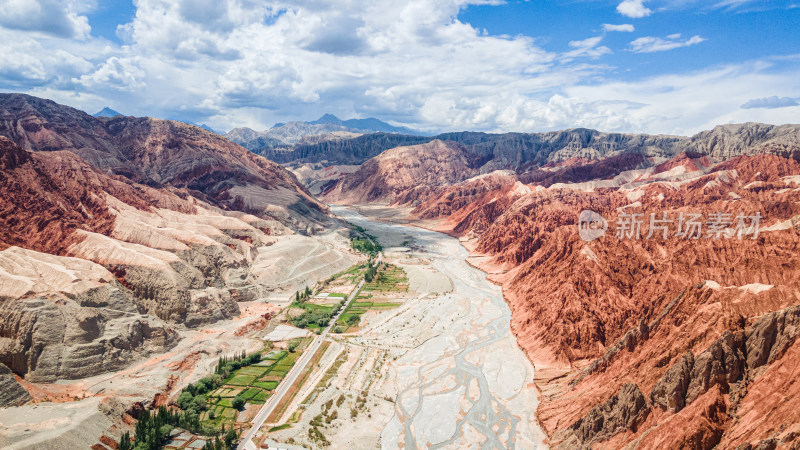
76 57 147 92
714 0 755 10
562 36 612 61
566 59 800 135
616 0 651 18
0 0 91 39
630 34 705 53
0 0 799 137
0 28 92 88
603 24 635 32
741 96 799 109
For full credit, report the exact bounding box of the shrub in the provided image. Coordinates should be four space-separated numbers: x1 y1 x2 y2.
193 394 207 410
177 391 194 410
233 396 245 410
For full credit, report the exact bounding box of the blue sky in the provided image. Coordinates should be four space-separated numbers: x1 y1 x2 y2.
461 0 800 82
0 0 798 135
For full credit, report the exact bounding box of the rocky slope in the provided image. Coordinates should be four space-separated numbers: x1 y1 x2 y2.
0 246 178 383
324 122 800 447
0 363 29 407
323 139 481 204
0 133 282 321
0 99 351 400
414 151 800 448
323 124 800 208
0 135 280 388
0 93 326 228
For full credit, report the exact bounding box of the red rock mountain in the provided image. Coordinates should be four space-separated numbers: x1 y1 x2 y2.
0 136 189 254
323 139 481 204
0 94 335 389
328 124 800 448
0 93 326 227
417 152 800 449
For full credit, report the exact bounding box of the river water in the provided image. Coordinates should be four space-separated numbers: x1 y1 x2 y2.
333 206 547 450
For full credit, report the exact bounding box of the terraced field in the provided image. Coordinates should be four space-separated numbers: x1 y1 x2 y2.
336 264 407 332
200 341 312 427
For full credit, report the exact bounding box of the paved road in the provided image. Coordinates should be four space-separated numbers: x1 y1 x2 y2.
240 254 380 449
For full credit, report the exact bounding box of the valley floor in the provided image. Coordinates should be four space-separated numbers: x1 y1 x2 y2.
263 207 547 448
1 206 548 450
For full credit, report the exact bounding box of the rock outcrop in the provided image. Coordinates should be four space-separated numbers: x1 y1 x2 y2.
685 331 746 404
0 363 29 407
567 383 650 448
0 247 178 383
650 352 694 412
746 305 800 369
323 139 479 204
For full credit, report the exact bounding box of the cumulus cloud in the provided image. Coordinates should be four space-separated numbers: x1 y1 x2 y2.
566 60 800 135
603 24 635 32
0 29 92 89
1 0 799 136
741 96 799 109
617 0 651 18
630 34 705 53
76 57 147 92
0 0 91 39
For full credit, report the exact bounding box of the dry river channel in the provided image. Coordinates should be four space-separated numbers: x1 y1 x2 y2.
332 206 547 450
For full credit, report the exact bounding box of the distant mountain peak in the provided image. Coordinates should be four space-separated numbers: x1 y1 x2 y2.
311 113 343 125
93 107 122 118
308 113 423 136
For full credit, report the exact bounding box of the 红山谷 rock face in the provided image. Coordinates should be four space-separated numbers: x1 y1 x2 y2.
0 93 326 228
327 129 800 448
323 139 479 204
0 96 342 393
0 135 260 326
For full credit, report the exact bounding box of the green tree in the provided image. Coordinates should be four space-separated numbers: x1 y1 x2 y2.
193 394 207 410
225 429 238 448
119 432 132 450
177 391 194 410
233 396 245 410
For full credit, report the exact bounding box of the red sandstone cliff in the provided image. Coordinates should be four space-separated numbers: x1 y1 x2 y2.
411 152 800 448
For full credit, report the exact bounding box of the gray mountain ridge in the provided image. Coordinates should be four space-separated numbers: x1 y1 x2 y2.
256 123 800 169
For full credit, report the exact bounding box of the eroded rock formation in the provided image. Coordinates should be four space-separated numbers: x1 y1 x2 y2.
0 247 178 383
367 145 800 447
0 363 29 407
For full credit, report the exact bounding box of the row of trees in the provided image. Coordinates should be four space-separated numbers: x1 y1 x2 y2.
118 406 238 450
364 260 383 282
214 350 261 377
294 285 313 303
